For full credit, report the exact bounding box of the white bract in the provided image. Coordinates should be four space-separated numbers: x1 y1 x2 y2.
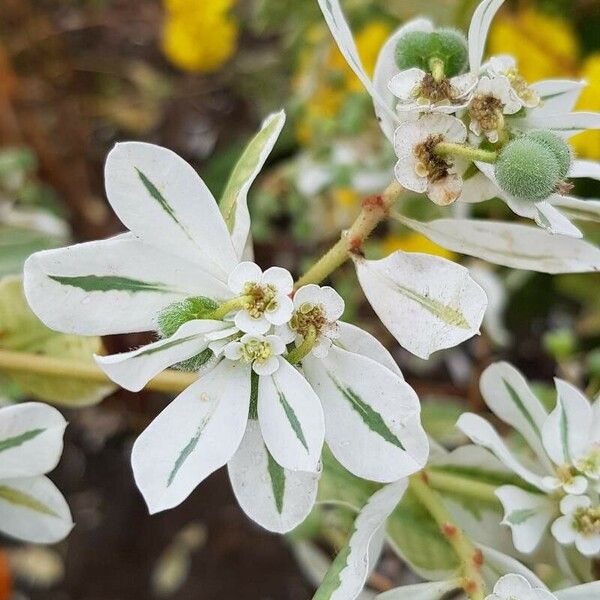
457 362 600 556
316 0 600 234
0 402 73 544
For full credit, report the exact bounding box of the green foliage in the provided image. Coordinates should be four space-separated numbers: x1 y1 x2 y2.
157 297 219 338
495 137 561 201
0 276 113 406
394 29 468 77
525 130 572 180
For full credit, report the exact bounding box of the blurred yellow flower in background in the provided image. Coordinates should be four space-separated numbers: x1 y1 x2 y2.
382 233 456 261
161 0 239 73
489 6 600 159
295 21 391 145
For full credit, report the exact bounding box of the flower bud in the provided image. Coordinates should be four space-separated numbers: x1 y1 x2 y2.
394 29 468 77
524 130 572 180
157 296 219 338
495 138 561 202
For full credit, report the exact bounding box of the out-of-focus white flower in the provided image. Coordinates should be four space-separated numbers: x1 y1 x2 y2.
551 495 600 557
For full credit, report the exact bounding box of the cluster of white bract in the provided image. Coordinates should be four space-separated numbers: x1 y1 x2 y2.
318 0 600 239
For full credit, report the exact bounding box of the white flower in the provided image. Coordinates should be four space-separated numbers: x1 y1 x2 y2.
394 113 468 206
280 284 344 358
485 574 556 600
483 55 540 108
0 403 73 544
227 262 293 334
457 362 600 555
388 68 476 114
551 495 600 557
223 332 287 376
468 75 522 142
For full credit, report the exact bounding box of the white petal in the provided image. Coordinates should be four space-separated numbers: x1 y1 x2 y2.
23 236 229 336
532 80 585 115
0 475 73 544
575 534 600 557
310 337 333 359
253 356 280 376
95 320 229 392
293 284 322 308
261 266 294 295
388 69 424 100
266 296 294 326
549 195 600 224
265 335 287 356
0 403 67 479
303 346 427 482
221 111 286 259
563 476 588 496
224 341 243 360
335 321 402 377
493 573 535 597
496 485 557 554
228 420 319 533
468 0 506 73
105 142 238 280
228 261 262 294
257 360 324 473
456 413 546 490
234 310 270 335
551 515 577 545
515 112 600 139
428 175 463 206
394 157 428 193
319 286 345 321
542 380 592 467
131 360 251 513
354 252 487 359
427 113 468 143
560 494 590 514
479 362 552 471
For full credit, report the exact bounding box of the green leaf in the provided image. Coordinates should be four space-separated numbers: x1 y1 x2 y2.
0 276 114 406
0 484 59 517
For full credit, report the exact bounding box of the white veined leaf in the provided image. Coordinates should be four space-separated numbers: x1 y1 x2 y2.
541 379 592 467
24 235 229 336
303 346 428 483
375 580 458 600
220 111 286 259
95 320 230 392
549 195 600 224
479 362 553 472
313 480 408 600
315 0 395 122
555 582 600 600
468 0 505 73
0 475 73 544
515 112 600 139
257 359 324 473
397 215 600 274
456 413 546 491
532 80 585 115
354 252 487 360
104 142 238 280
495 485 557 554
0 402 66 479
228 419 320 533
131 360 251 513
569 159 600 181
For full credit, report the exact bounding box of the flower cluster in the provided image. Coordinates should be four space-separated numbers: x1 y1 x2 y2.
458 362 600 557
317 0 600 236
23 115 433 533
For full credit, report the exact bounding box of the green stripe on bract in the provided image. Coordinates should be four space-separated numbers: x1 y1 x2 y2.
502 378 540 438
328 373 405 451
312 541 352 600
266 448 285 514
0 428 45 453
49 274 174 294
276 389 309 452
560 401 571 463
0 485 59 517
507 508 537 525
137 334 201 358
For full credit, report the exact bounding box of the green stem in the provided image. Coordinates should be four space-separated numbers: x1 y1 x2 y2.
425 470 500 504
205 295 253 320
435 142 497 164
286 326 317 364
294 181 404 289
409 474 488 600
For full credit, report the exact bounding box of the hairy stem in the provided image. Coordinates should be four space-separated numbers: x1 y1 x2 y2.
409 473 488 600
435 142 497 164
286 325 317 364
294 181 404 289
0 349 195 394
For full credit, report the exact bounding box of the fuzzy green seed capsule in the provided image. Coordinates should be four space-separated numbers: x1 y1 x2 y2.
157 296 219 338
394 29 468 77
524 130 572 179
495 138 562 202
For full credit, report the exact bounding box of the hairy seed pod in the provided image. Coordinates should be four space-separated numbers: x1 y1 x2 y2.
495 138 561 202
525 130 572 180
394 29 468 77
157 296 219 338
